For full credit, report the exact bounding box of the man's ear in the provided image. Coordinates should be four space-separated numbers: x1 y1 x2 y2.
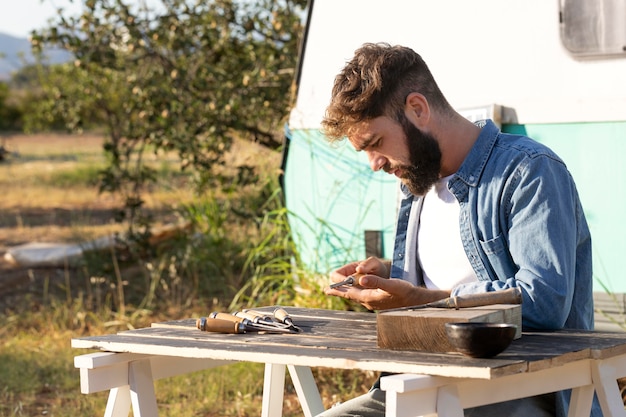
405 92 430 128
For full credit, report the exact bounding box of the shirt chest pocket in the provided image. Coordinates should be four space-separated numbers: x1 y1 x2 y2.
478 233 518 280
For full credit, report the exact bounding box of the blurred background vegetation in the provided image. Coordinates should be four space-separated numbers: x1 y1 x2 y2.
0 0 376 415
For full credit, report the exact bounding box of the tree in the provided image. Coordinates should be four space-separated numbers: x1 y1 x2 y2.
0 81 24 131
27 0 307 232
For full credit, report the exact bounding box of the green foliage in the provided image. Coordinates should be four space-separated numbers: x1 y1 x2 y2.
22 63 106 132
0 81 22 131
230 204 299 309
26 0 307 231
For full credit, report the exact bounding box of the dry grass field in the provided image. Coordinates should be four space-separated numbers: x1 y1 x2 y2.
0 132 200 301
0 131 286 305
0 134 112 294
0 132 194 252
0 133 111 248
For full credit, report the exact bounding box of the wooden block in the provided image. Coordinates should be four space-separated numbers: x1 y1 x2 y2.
377 304 521 352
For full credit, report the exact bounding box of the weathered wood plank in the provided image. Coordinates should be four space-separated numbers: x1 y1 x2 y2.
150 317 377 342
72 332 527 379
120 325 376 352
376 305 521 353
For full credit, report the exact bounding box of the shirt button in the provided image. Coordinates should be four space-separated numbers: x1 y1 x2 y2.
398 253 403 258
469 175 475 182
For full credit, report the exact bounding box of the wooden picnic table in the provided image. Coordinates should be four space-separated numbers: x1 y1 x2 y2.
72 306 626 417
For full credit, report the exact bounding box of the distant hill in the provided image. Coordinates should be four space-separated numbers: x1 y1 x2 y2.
0 32 72 81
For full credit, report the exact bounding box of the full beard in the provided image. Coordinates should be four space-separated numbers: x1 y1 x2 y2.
395 117 442 196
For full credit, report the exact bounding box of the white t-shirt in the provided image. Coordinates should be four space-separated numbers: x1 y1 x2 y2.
417 175 478 290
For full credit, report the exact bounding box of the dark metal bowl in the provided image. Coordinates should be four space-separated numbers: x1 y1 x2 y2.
444 322 517 358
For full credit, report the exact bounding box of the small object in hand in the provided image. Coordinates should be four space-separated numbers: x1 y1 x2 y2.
329 276 355 289
330 272 367 289
444 322 517 358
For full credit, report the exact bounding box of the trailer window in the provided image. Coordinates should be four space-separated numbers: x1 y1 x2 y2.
559 0 626 58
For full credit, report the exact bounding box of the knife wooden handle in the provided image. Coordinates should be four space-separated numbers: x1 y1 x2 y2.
210 312 244 323
233 311 262 322
241 309 273 321
273 307 290 323
450 287 522 308
196 317 246 333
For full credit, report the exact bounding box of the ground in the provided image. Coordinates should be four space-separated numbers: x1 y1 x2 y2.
0 132 181 302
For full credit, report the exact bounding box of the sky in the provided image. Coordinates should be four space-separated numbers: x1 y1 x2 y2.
0 0 83 38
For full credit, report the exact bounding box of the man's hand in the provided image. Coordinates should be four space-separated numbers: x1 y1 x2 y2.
325 257 450 311
325 276 419 310
329 256 389 283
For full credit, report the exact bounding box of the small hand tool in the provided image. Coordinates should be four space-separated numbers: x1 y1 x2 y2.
239 309 293 330
232 310 271 324
196 317 247 334
385 287 522 312
209 312 267 330
241 309 274 322
198 312 294 334
329 272 368 289
273 307 303 332
234 309 289 328
329 276 355 289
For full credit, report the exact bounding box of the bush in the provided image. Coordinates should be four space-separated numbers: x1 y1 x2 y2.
0 81 23 131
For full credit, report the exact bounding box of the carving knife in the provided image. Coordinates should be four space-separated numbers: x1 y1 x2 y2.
385 287 522 312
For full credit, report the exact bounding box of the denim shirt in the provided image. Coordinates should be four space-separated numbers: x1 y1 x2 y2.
391 119 594 332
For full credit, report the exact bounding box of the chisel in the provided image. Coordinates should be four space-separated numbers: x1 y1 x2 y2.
213 312 294 333
273 307 303 332
241 309 274 322
234 310 289 328
199 312 294 333
329 273 365 289
385 287 522 312
196 316 247 334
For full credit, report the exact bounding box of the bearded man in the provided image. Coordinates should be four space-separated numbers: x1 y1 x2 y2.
318 43 597 417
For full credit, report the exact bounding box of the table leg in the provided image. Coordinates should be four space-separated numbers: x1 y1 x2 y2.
436 384 464 417
104 386 131 417
128 359 159 417
568 385 595 417
262 363 286 417
287 365 325 417
386 388 439 417
591 360 626 417
382 374 443 417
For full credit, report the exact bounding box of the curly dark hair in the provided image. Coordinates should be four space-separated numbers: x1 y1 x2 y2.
321 43 453 142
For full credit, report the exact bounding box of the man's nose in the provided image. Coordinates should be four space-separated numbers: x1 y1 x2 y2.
366 151 386 172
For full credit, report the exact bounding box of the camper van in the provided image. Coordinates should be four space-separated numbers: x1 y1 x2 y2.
283 0 626 325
